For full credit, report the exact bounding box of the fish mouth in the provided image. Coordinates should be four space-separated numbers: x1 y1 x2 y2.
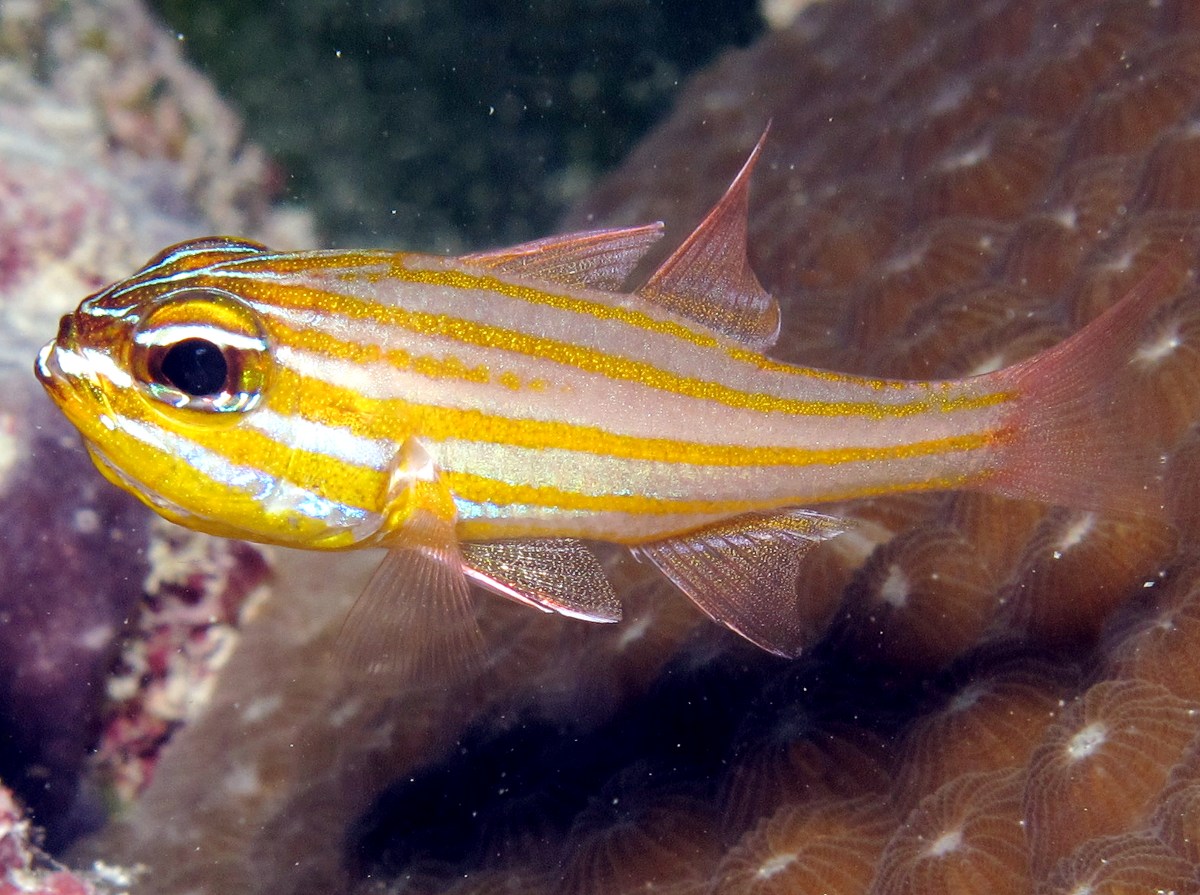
34 316 118 430
35 339 68 397
35 315 77 396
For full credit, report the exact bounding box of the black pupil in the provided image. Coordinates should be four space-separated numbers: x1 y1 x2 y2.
160 338 228 397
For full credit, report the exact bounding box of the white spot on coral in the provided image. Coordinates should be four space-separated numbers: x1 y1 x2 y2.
0 414 17 489
1052 206 1078 229
948 683 985 714
72 507 100 534
884 243 927 274
928 80 970 115
107 673 140 702
79 623 114 652
939 138 991 172
761 0 814 29
756 852 797 879
1067 721 1107 760
328 697 363 728
91 861 139 886
615 614 651 650
241 694 283 724
1134 323 1182 367
926 828 964 857
1054 513 1096 556
1101 245 1138 273
880 563 910 609
224 762 261 796
965 352 1008 376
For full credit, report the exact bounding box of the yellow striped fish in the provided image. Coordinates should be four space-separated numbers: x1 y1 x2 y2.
35 133 1167 676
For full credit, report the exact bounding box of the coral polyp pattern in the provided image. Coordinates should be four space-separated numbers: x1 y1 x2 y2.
11 0 1200 892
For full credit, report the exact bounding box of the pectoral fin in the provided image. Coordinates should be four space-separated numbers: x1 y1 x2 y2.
631 508 851 657
460 223 665 291
336 514 483 688
636 125 781 351
461 538 621 622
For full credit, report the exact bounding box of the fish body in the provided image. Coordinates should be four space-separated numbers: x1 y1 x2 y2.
35 133 1168 672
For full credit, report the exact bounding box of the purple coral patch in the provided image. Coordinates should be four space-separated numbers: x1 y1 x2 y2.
0 397 148 844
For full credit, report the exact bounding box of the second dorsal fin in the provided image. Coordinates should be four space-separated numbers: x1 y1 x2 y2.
636 126 781 351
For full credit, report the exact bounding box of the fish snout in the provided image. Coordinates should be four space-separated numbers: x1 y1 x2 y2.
34 316 77 393
35 341 59 388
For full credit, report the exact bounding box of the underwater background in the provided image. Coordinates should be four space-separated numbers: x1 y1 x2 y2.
4 0 1200 892
149 0 763 249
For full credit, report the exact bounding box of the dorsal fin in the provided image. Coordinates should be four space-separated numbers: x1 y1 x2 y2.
460 223 664 291
637 125 781 351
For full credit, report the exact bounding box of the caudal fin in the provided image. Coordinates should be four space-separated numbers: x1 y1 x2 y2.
983 256 1186 517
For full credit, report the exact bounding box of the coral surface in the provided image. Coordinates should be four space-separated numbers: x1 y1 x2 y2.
0 780 125 895
0 0 299 853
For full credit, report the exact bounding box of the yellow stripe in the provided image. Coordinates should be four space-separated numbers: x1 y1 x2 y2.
246 278 1013 419
69 398 363 548
271 366 998 468
227 250 726 347
444 471 765 516
134 249 962 395
264 319 548 390
105 387 385 510
386 260 914 389
443 470 981 521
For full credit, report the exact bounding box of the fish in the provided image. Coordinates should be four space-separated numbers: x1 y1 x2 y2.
35 130 1169 681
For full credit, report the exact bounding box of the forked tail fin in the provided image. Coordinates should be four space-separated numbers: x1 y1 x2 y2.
982 257 1185 517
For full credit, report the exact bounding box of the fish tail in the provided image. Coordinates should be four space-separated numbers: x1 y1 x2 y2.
982 258 1182 517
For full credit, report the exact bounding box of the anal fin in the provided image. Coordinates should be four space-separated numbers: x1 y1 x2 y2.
461 538 621 623
632 508 852 657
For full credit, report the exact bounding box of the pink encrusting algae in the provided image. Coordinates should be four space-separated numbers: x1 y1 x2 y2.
0 781 128 895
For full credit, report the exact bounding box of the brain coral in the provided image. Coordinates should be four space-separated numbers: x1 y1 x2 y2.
57 0 1200 892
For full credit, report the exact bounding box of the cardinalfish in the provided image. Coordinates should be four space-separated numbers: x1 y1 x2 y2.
36 131 1167 678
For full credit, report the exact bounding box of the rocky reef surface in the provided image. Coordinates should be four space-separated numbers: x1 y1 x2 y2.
0 0 299 885
6 0 1200 893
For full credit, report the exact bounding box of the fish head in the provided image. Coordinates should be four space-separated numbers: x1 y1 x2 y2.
35 238 384 549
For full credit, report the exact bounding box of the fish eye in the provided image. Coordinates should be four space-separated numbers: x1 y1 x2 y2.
132 288 271 415
158 338 228 397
